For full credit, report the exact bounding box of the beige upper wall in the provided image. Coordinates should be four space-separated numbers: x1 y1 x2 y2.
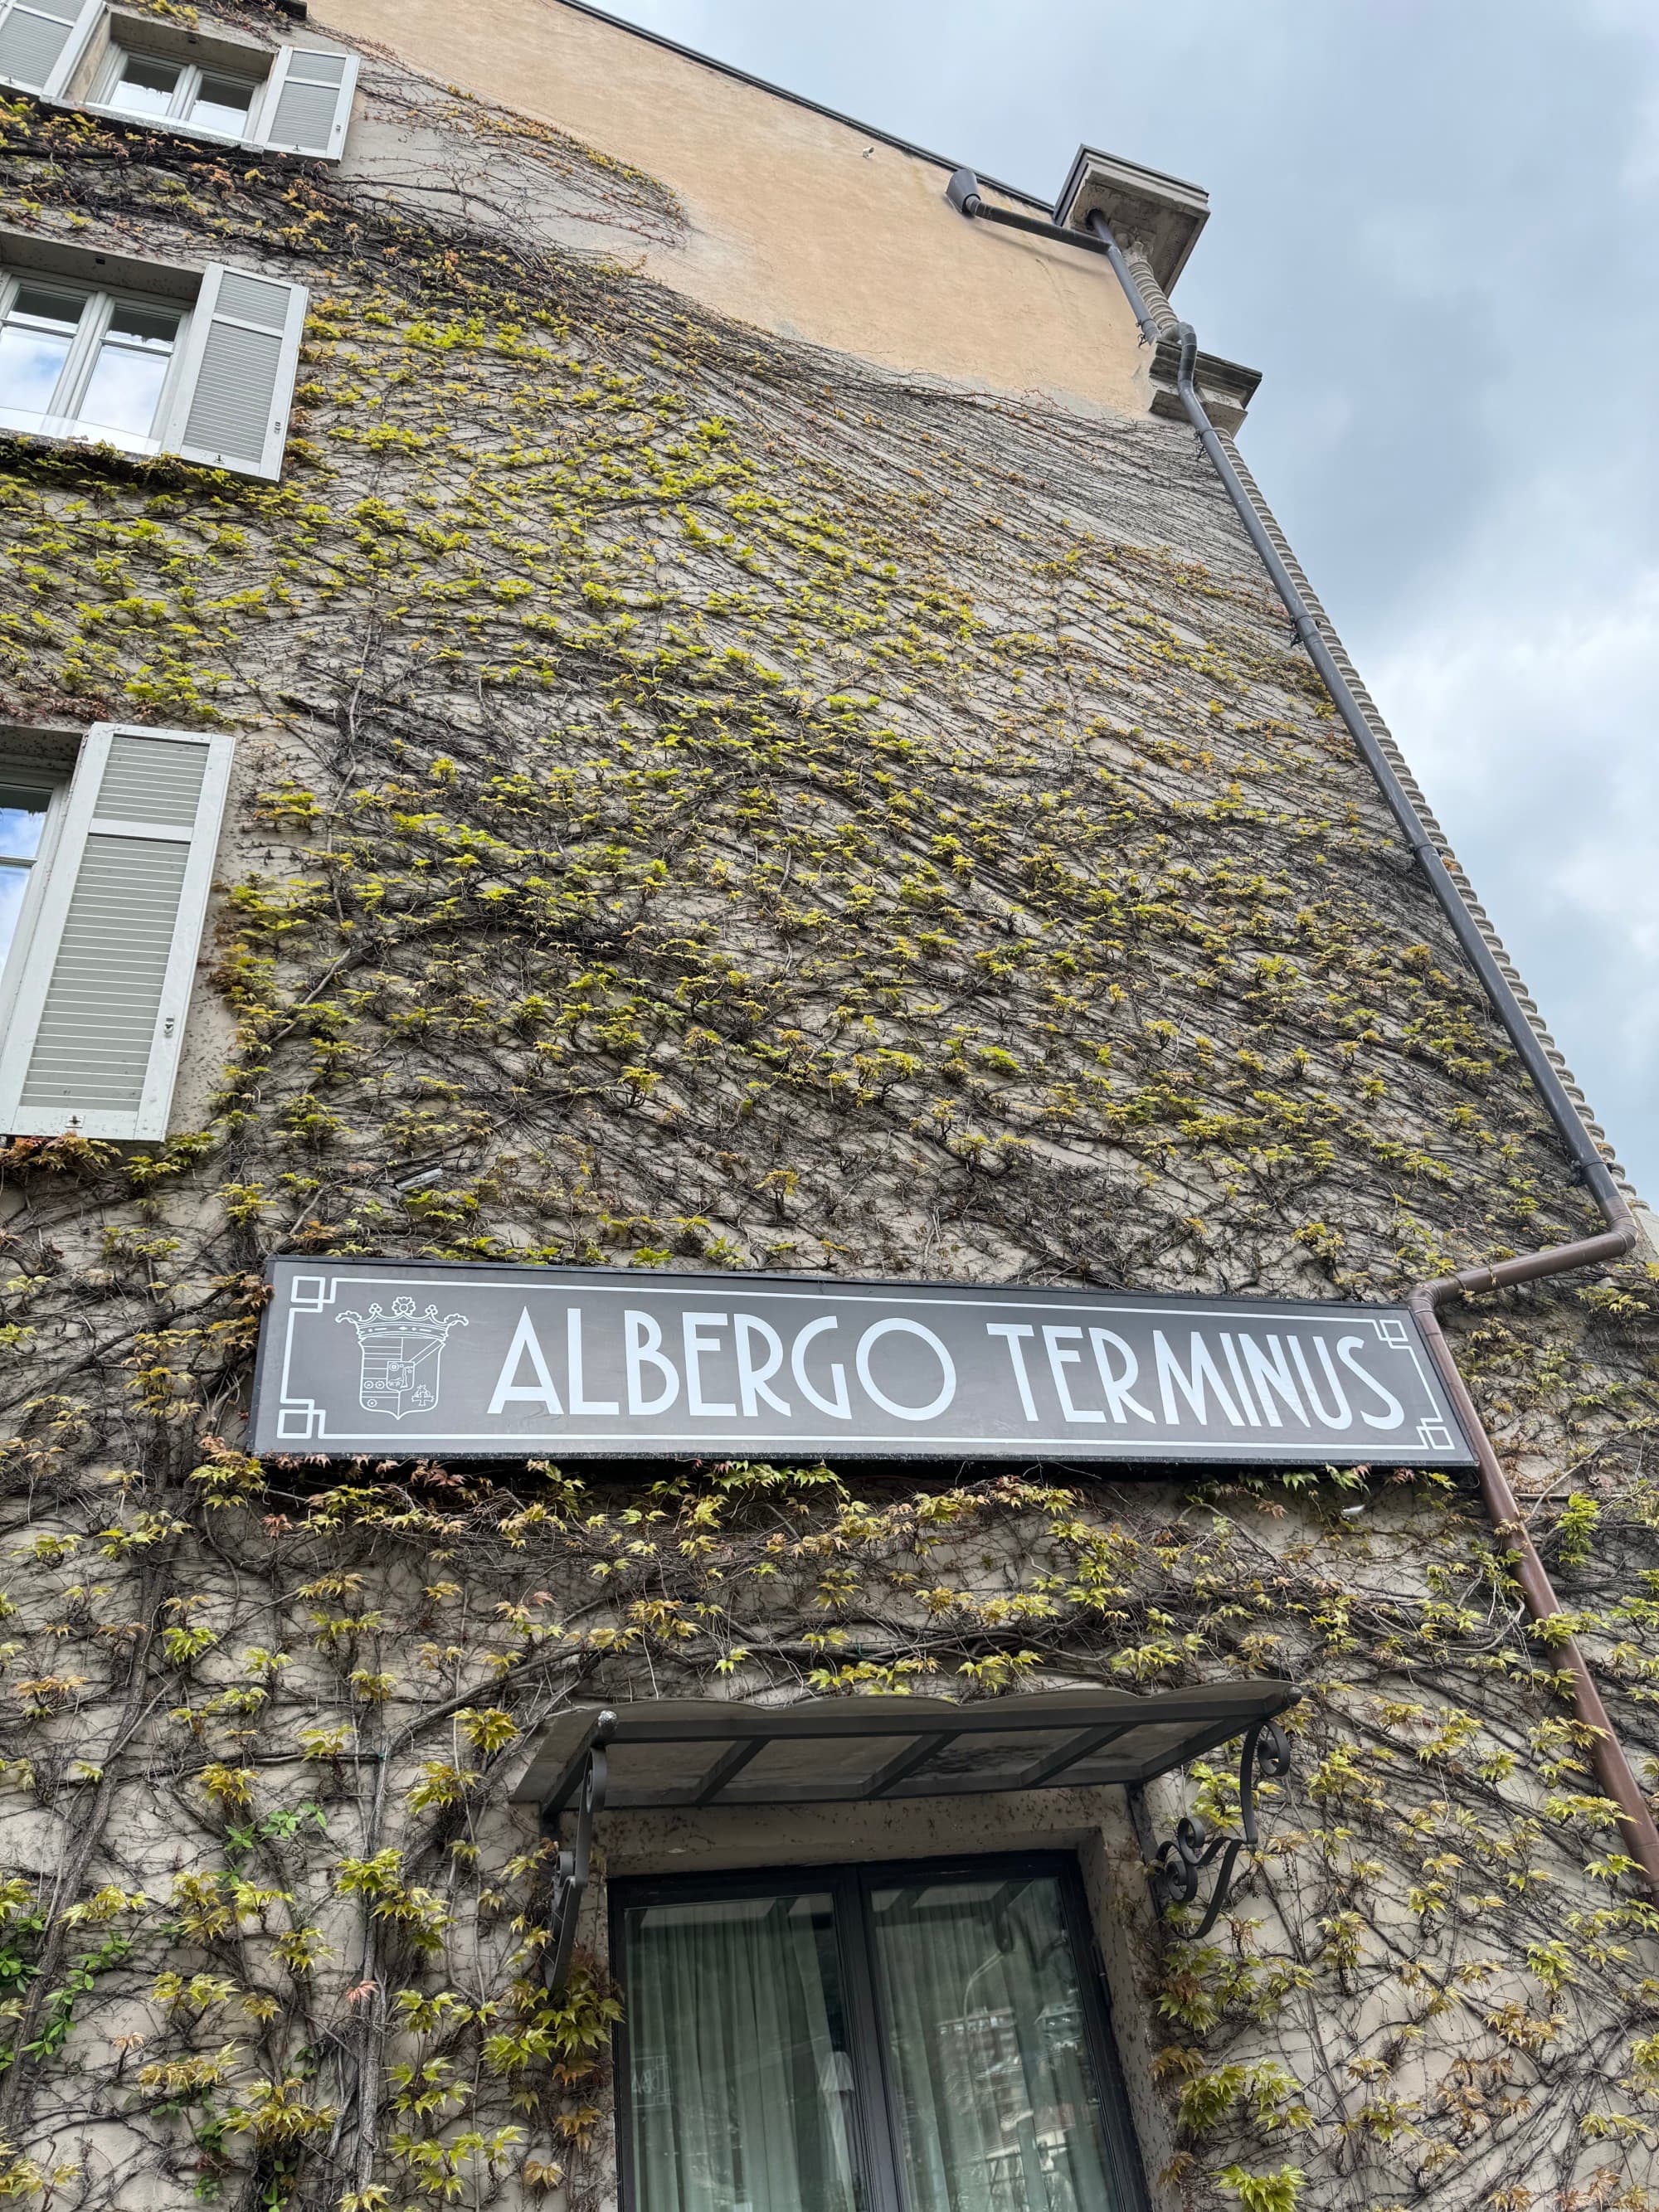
314 0 1151 416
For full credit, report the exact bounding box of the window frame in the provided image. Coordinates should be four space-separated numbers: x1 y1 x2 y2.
89 36 265 142
0 269 188 455
0 753 70 1038
0 722 236 1143
0 237 309 484
609 1850 1151 2212
13 8 362 163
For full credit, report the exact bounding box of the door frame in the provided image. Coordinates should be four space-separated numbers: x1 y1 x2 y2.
609 1848 1151 2212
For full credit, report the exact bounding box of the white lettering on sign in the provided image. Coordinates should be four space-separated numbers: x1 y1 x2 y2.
488 1308 563 1415
1339 1335 1404 1429
567 1307 619 1417
1238 1334 1305 1427
792 1315 850 1419
855 1318 956 1421
1089 1330 1152 1424
734 1312 790 1417
1041 1326 1097 1423
986 1323 1039 1420
259 1261 1475 1466
625 1310 679 1416
683 1313 737 1419
1155 1330 1243 1428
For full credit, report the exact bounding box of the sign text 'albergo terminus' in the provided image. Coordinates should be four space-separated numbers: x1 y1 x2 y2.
250 1258 1475 1466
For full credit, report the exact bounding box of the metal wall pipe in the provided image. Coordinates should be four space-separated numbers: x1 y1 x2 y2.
1089 214 1624 1213
1085 211 1659 1881
943 172 1659 1885
1092 208 1659 1889
1408 1267 1659 1888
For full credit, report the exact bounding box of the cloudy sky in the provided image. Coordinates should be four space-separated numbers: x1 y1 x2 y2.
596 0 1659 1194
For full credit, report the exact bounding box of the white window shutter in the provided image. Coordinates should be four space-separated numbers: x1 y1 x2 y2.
0 725 233 1143
0 0 98 94
161 264 309 482
254 45 358 159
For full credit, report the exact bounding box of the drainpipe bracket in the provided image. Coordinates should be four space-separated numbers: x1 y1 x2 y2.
946 166 982 218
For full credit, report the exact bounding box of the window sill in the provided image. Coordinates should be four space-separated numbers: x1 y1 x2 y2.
80 100 252 151
1 75 349 166
0 408 160 459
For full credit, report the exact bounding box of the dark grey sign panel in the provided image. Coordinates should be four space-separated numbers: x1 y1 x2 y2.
251 1258 1475 1466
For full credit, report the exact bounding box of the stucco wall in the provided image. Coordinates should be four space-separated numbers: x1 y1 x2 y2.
317 0 1151 416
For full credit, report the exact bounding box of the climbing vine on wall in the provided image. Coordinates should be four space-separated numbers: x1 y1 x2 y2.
1 10 1657 2208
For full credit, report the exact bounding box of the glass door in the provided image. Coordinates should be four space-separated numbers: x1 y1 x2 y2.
620 1886 863 2212
614 1855 1146 2212
866 1871 1119 2212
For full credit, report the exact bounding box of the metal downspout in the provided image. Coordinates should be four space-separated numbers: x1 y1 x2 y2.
1080 211 1659 1888
1404 1275 1659 1887
1088 214 1624 1212
1087 210 1659 1887
937 181 1659 1883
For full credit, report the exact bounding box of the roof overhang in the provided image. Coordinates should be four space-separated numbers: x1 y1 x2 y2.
512 1681 1300 1818
1053 147 1209 294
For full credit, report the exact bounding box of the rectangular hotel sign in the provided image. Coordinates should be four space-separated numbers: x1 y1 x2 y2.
251 1258 1475 1466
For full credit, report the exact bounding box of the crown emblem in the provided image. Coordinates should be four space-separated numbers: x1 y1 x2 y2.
337 1297 469 1420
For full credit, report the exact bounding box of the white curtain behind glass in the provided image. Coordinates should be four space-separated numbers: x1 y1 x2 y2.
870 1876 1118 2212
627 1893 860 2212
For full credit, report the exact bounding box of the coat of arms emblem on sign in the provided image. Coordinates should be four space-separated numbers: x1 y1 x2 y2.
337 1298 469 1419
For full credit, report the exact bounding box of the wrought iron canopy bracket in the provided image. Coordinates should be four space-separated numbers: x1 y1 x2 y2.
538 1709 615 1996
1135 1716 1291 1938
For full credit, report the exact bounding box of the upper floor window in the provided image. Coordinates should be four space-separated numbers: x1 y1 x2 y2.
0 2 358 161
0 722 234 1145
100 45 260 136
0 236 308 480
0 276 181 453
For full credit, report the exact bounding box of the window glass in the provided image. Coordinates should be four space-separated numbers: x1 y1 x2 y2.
0 287 83 418
868 1873 1117 2212
624 1890 860 2212
188 73 255 134
619 1865 1139 2212
0 780 53 978
107 52 180 118
79 302 179 438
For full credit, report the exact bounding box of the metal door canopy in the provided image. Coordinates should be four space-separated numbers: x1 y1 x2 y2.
511 1682 1303 1816
251 1257 1474 1465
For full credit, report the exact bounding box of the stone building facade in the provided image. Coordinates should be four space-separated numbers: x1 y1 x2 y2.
0 3 1656 2210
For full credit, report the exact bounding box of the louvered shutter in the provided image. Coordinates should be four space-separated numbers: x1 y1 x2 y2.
0 0 98 93
255 44 358 159
0 725 233 1142
161 263 309 482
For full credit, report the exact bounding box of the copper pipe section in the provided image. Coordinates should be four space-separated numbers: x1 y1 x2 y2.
1408 1203 1659 1891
